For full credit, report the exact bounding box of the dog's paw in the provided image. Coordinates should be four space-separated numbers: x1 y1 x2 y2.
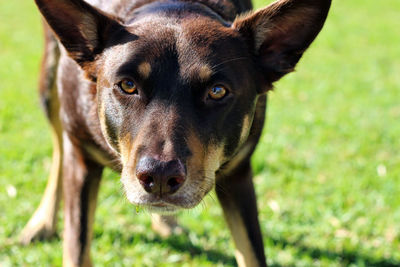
151 214 186 238
19 218 57 245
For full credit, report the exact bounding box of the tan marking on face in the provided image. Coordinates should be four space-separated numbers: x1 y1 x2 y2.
119 132 133 164
204 144 225 174
186 127 225 175
186 130 206 174
138 62 151 79
120 127 148 200
98 102 108 140
98 102 117 153
198 64 212 81
240 115 251 145
185 130 224 199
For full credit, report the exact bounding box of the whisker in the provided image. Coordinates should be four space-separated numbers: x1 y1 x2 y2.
210 57 250 71
207 193 217 205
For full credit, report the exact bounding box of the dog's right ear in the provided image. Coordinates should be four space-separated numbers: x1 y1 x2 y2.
35 0 123 72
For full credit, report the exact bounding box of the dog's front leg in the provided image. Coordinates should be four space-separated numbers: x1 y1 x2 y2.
216 162 266 267
62 135 103 267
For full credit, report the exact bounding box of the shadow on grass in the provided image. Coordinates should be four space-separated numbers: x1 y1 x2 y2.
143 233 237 266
269 236 400 267
8 227 397 267
140 231 399 267
93 228 238 265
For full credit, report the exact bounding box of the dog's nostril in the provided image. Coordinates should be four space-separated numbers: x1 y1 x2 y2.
138 175 155 192
166 176 184 192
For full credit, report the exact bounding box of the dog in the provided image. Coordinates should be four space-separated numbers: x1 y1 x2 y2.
20 0 331 266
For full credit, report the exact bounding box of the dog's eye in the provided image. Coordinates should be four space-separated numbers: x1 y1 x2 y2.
119 79 137 94
208 85 227 100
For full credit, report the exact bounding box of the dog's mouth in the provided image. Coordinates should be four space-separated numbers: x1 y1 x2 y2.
119 134 223 213
124 187 210 212
121 170 215 214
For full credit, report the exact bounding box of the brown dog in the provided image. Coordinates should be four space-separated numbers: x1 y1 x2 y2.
20 0 331 266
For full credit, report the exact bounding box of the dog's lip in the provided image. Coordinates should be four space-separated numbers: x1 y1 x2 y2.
140 198 179 208
129 192 204 210
152 202 168 207
136 194 187 207
150 199 183 208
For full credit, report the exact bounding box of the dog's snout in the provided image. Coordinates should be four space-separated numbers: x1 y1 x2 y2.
136 157 186 195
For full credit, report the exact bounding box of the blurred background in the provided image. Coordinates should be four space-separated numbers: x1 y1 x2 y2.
0 0 399 266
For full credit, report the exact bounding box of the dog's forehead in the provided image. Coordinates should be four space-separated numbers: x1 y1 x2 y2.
102 15 245 81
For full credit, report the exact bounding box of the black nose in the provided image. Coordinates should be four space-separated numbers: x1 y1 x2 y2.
136 157 186 195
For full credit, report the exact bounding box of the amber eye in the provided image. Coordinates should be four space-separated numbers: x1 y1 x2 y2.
119 79 137 94
208 85 227 100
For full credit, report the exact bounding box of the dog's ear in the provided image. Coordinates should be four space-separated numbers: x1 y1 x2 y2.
35 0 123 75
233 0 331 92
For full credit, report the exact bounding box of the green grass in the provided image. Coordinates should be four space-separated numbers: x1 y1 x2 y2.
1 0 399 266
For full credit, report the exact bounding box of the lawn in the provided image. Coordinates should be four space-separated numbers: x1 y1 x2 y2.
1 0 399 266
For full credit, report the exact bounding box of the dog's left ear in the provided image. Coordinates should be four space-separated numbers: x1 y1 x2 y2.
233 0 331 92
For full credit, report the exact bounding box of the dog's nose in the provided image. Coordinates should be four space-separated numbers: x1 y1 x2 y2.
136 157 186 195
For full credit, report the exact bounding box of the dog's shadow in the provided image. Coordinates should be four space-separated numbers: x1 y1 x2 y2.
141 232 400 267
8 228 399 266
268 236 399 267
140 232 237 265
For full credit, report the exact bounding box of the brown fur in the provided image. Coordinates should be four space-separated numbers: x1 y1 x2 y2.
22 0 331 266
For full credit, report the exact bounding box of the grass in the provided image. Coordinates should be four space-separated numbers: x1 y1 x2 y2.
1 0 399 266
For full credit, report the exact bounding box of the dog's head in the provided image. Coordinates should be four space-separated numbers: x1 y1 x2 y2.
36 0 330 213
